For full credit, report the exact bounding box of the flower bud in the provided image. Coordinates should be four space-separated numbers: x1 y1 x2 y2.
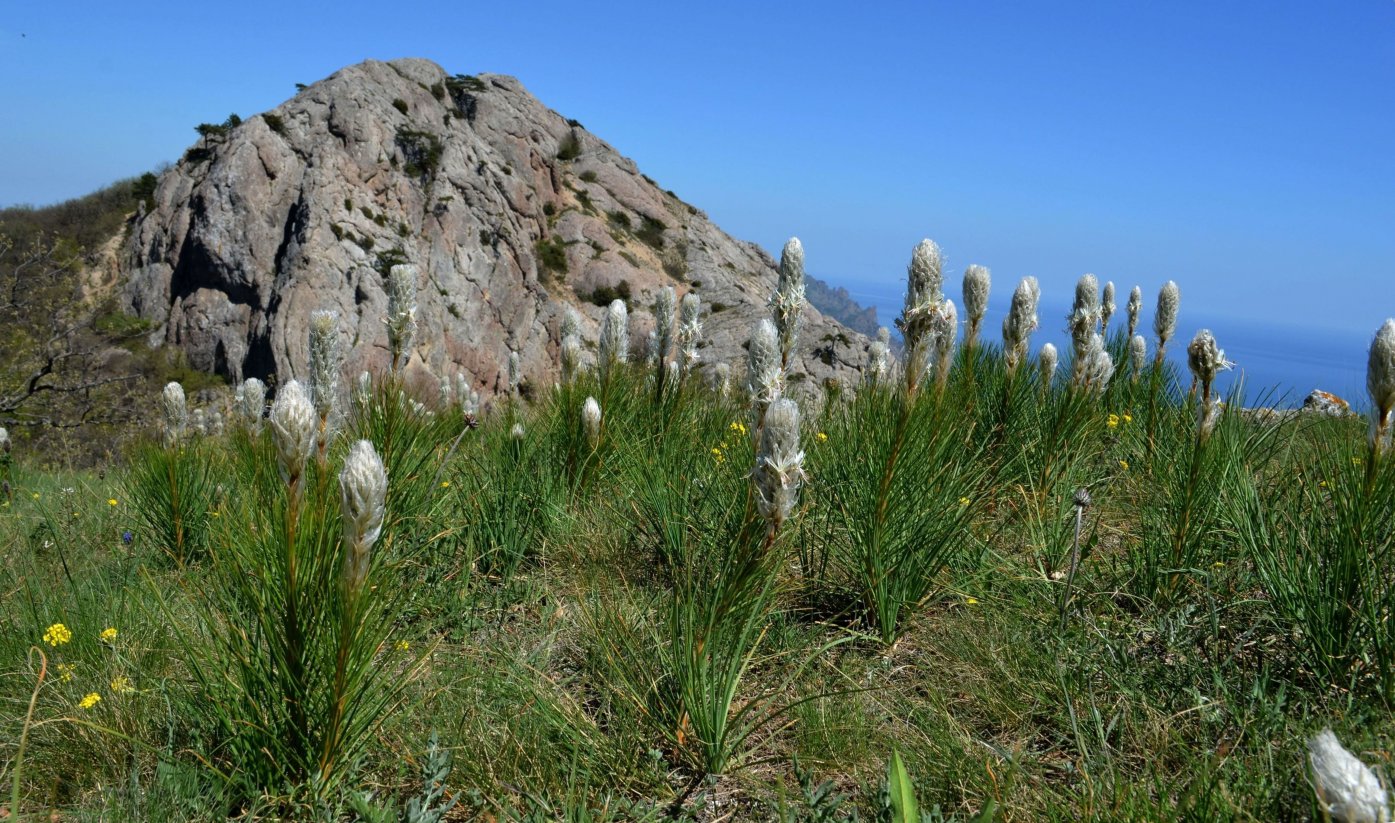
507 350 522 397
962 265 991 347
339 439 387 596
561 334 584 383
677 292 703 377
1129 335 1147 382
1127 286 1143 339
1308 728 1389 823
560 305 582 342
1368 319 1395 452
1154 281 1180 359
308 309 342 420
1002 277 1041 375
1187 329 1232 401
1039 343 1058 390
654 286 677 367
269 380 316 482
582 396 601 447
771 238 807 368
1101 281 1116 334
747 318 783 429
754 398 805 528
386 264 418 372
162 382 188 445
235 378 267 431
599 299 629 383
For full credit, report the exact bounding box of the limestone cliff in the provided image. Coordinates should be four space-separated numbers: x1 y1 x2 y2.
121 58 872 395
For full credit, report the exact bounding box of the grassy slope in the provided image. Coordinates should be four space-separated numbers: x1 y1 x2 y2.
1 338 1391 822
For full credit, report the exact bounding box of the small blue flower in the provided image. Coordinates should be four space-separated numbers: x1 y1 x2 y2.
121 530 134 545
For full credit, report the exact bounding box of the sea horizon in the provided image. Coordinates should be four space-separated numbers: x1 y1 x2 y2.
829 278 1372 410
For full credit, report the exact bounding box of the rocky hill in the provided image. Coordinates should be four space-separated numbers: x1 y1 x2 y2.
121 58 873 396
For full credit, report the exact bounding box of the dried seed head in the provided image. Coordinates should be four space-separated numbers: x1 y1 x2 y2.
771 238 807 366
1154 281 1180 354
510 423 526 440
645 330 659 368
439 376 453 405
1308 728 1389 823
897 240 945 391
1101 281 1116 333
582 396 601 447
269 380 316 481
1187 329 1232 399
747 318 784 413
308 309 342 420
461 386 480 418
754 397 805 528
877 326 891 347
192 408 207 437
963 265 991 328
1076 334 1115 394
653 286 677 367
507 350 522 396
234 378 267 431
386 264 418 372
1130 335 1148 381
161 382 188 445
1127 286 1143 339
561 306 582 342
1002 277 1041 374
1039 343 1058 389
599 299 629 382
339 439 387 595
677 292 703 377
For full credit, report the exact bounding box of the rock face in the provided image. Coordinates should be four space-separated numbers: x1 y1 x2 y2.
121 58 871 397
1302 389 1351 417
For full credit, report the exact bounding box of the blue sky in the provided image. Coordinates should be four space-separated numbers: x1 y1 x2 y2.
2 1 1392 347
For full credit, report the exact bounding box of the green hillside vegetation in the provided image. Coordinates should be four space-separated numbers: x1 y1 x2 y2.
0 176 225 466
2 241 1393 821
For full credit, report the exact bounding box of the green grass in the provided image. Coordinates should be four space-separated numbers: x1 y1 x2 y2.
0 342 1390 820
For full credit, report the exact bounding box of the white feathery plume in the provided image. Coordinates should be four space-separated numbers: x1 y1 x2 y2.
962 264 991 349
269 380 316 483
1154 281 1180 364
582 396 601 448
1100 281 1116 334
677 292 702 378
599 299 629 384
1367 319 1395 454
162 382 188 446
753 397 805 531
560 334 583 383
1127 286 1143 340
235 378 267 432
747 318 783 432
1002 277 1041 375
1130 335 1148 383
1307 728 1390 823
1039 343 1058 391
896 239 945 394
339 439 387 598
770 238 806 370
386 264 418 373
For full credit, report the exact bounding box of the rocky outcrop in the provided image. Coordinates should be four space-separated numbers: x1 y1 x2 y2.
805 276 881 339
121 58 872 397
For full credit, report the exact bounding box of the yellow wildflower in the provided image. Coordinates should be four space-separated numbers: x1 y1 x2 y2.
1122 413 1133 424
210 510 220 518
1352 457 1363 466
1319 480 1329 489
1118 460 1129 471
107 498 118 507
57 663 75 683
395 639 411 651
100 627 118 642
31 492 39 499
815 432 828 443
78 692 101 709
959 497 971 507
965 597 979 605
1212 562 1226 568
43 623 72 646
110 676 134 694
710 447 725 464
1107 414 1120 429
728 421 747 436
440 480 450 488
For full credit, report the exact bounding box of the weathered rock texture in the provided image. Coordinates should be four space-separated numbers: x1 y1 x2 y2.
122 58 872 397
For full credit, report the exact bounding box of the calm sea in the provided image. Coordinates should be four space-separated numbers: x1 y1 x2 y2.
840 283 1373 410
